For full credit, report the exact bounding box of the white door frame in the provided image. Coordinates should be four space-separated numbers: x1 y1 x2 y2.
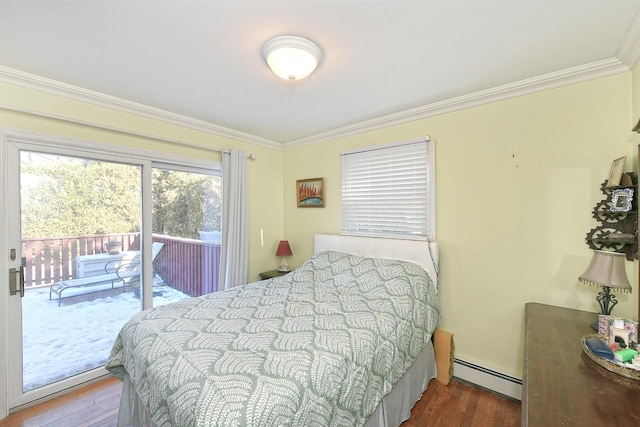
1 130 10 419
0 127 220 417
4 137 150 410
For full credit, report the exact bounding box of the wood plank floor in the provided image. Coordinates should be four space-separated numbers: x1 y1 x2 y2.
0 376 521 427
401 380 521 427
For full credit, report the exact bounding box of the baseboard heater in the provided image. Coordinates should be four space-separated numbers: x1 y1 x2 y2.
453 358 522 401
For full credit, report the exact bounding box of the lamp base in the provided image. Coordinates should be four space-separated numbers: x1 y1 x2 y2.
278 256 289 273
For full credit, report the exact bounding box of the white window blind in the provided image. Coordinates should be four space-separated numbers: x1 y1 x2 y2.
341 136 435 240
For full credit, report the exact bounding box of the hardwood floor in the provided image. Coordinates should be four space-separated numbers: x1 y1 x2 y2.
400 379 521 427
0 376 520 427
0 377 121 427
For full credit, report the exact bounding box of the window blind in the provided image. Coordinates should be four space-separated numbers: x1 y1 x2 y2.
341 137 434 240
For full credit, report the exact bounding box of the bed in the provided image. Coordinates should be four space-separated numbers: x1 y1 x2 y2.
106 234 440 427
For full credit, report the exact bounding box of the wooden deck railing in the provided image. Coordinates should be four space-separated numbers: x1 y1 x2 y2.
152 234 221 296
22 233 138 288
23 233 220 297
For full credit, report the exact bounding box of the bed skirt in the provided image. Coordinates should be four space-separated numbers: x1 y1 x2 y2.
117 341 437 427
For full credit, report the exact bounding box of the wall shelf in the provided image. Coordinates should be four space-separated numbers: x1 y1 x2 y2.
585 173 638 261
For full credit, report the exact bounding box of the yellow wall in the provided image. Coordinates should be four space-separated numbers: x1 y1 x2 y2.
634 60 640 131
634 60 640 166
283 73 638 378
0 81 285 281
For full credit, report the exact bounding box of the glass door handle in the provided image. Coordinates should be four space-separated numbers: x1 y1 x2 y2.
9 266 25 297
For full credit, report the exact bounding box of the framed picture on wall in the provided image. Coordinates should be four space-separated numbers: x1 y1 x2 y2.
297 177 325 207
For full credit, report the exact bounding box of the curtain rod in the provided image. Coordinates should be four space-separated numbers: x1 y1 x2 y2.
0 104 256 159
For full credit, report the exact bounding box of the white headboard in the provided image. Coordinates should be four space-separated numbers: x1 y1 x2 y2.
314 234 439 289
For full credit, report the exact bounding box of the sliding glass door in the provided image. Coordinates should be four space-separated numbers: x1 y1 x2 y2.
4 135 223 410
6 143 146 408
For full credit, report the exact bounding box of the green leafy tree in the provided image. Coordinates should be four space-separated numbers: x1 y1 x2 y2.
20 154 222 241
151 169 221 239
21 157 141 238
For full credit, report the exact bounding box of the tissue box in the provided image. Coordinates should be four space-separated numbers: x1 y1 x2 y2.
598 315 638 342
610 327 630 347
598 315 616 336
625 319 638 342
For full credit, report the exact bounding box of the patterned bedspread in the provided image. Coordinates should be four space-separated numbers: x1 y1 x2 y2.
106 251 440 427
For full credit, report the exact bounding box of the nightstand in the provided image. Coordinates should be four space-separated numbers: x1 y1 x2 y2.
259 270 291 280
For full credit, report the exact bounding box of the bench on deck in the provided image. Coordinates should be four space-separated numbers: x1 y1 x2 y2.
49 261 140 305
49 242 164 306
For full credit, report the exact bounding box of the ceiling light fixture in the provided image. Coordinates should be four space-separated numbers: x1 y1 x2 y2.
262 36 322 81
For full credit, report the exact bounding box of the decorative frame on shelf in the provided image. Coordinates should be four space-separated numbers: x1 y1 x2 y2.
610 188 634 212
296 177 325 207
606 156 627 188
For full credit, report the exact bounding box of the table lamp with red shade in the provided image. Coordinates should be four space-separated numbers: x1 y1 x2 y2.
276 240 293 273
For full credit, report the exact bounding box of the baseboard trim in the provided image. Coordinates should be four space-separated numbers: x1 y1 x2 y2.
453 358 522 401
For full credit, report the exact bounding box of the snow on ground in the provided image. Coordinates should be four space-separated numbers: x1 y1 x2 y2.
22 280 188 391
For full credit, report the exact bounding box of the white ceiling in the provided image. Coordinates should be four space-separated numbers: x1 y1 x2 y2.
1 1 640 146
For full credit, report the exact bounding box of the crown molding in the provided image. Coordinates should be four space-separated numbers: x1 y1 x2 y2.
617 10 640 68
0 57 631 152
285 57 630 149
0 66 282 150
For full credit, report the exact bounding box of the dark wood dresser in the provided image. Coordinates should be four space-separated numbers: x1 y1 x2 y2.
523 303 640 426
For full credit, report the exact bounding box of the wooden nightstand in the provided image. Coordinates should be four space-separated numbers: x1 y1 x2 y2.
259 270 291 280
